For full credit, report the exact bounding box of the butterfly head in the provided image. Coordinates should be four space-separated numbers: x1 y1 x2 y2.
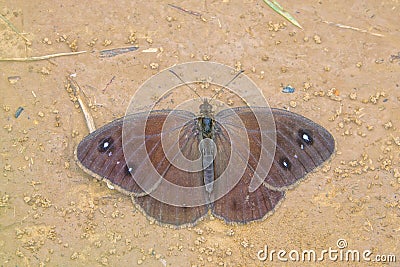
199 98 213 117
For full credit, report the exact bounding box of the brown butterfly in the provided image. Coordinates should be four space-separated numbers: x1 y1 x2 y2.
75 96 335 227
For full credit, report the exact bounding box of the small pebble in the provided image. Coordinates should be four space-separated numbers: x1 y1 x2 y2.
8 76 21 84
203 54 211 61
103 39 112 46
313 34 322 44
150 62 159 70
349 92 357 100
43 37 52 45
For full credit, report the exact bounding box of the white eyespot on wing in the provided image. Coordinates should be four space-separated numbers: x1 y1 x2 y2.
302 133 310 143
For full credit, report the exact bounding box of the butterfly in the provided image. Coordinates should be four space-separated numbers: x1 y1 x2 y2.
75 95 335 227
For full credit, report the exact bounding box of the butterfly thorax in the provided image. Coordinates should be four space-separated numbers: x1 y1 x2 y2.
198 99 215 139
199 117 213 139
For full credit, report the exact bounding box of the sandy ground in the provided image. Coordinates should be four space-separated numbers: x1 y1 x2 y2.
1 0 399 266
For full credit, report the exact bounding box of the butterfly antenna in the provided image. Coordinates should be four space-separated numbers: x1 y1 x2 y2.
210 69 244 100
169 69 202 99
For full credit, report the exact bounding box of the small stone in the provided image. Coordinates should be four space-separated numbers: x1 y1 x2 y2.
203 54 211 61
234 61 242 71
150 62 159 70
103 39 112 47
303 93 311 101
289 101 297 108
101 257 108 266
303 82 312 90
125 33 137 45
349 92 357 100
57 34 68 42
226 229 234 236
4 164 11 171
393 168 400 178
137 259 143 265
71 252 79 260
43 37 52 45
71 130 79 138
384 121 393 130
40 67 51 75
313 34 322 44
393 136 400 146
68 39 78 52
8 76 21 84
225 248 232 256
366 125 374 131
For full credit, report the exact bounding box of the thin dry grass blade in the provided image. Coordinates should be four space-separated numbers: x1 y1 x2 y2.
0 14 30 43
0 51 87 62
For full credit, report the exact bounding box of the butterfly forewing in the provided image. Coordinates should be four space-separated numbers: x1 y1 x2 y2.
76 117 147 195
263 109 335 190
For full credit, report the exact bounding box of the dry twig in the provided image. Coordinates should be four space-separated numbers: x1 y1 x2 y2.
0 51 87 62
67 76 96 133
322 20 384 37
